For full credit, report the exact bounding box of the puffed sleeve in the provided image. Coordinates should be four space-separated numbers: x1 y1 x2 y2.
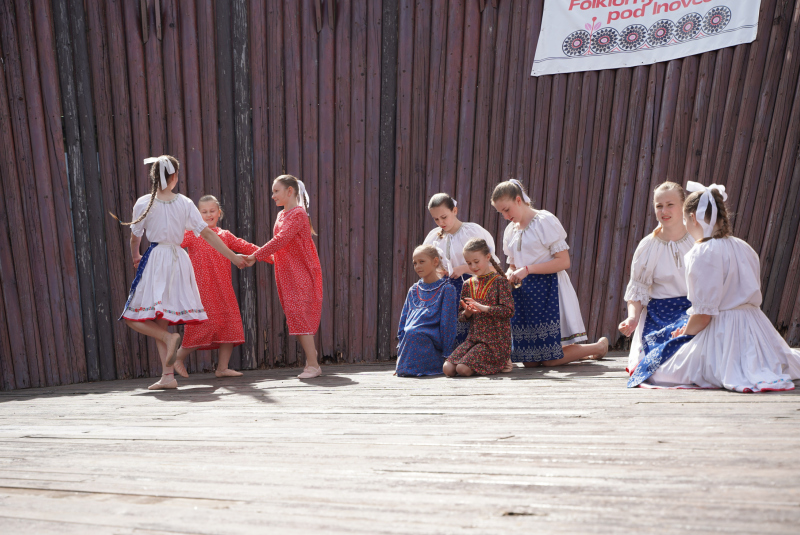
440 283 458 355
685 243 724 316
486 276 515 319
537 211 569 255
502 223 516 267
623 236 656 306
180 229 196 249
469 223 501 264
397 287 413 344
223 230 259 255
254 208 306 262
183 196 208 236
129 196 150 238
423 227 441 246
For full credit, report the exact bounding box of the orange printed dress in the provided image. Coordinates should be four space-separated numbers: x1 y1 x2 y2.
253 206 323 335
180 227 258 349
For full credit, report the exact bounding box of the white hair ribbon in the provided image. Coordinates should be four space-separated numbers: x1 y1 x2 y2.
453 199 458 207
297 179 311 214
143 156 175 190
686 181 728 238
509 178 531 204
434 245 453 277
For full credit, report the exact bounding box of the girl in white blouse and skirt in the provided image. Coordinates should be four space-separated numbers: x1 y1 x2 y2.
630 183 800 392
619 182 694 375
424 193 501 350
492 180 608 367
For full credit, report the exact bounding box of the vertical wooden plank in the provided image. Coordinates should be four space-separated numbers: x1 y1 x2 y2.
515 0 543 184
544 74 567 215
350 0 367 362
52 0 99 382
284 0 303 178
377 0 398 359
233 0 257 369
250 0 272 368
529 75 551 208
697 47 734 184
681 52 716 184
500 0 526 179
266 0 288 366
197 0 219 198
601 66 647 342
454 0 480 217
162 0 186 168
69 0 115 382
301 0 322 356
123 0 153 377
710 44 749 186
15 0 74 386
651 60 682 184
556 72 581 237
484 0 512 255
720 0 780 222
665 55 699 184
215 0 240 367
106 0 140 380
318 0 336 358
0 272 15 390
0 33 36 389
468 5 496 228
363 0 381 361
777 194 800 339
737 0 798 240
438 0 463 197
567 70 597 290
424 0 447 200
180 0 205 207
390 0 413 350
335 0 352 360
85 0 129 381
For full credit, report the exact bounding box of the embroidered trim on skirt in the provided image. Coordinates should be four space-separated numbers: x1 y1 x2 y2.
447 273 471 350
627 296 693 387
510 273 564 362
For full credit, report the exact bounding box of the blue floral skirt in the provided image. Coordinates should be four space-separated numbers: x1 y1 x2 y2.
628 297 692 387
448 274 472 350
510 274 564 362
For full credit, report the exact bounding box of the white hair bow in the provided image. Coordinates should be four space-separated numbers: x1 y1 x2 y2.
143 156 175 190
297 179 311 213
686 181 728 238
509 178 531 204
434 245 453 277
453 199 458 207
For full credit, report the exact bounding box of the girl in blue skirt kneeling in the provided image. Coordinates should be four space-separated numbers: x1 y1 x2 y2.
491 180 608 368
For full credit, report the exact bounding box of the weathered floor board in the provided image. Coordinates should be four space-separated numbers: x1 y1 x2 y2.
0 352 798 534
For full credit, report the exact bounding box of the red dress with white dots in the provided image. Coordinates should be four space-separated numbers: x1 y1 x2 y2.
180 227 259 350
253 206 323 335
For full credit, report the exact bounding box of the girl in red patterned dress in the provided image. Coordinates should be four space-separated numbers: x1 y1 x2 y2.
169 195 259 378
444 238 515 377
245 175 324 379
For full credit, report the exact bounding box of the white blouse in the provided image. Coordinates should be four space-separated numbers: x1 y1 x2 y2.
423 222 500 268
130 194 207 245
502 210 569 268
685 236 762 316
624 232 694 306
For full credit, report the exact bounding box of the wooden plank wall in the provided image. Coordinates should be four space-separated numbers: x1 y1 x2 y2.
1 0 799 390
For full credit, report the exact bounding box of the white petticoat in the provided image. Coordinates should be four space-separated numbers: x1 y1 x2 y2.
557 271 588 345
120 243 208 325
647 305 800 392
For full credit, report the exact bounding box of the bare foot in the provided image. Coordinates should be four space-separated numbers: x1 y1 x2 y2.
501 359 514 373
215 368 243 378
165 333 182 366
173 359 189 378
584 337 610 361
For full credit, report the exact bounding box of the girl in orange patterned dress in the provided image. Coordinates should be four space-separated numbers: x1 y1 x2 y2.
170 195 258 378
444 238 515 377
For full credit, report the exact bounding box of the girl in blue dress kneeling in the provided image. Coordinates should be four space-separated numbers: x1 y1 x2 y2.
396 245 459 377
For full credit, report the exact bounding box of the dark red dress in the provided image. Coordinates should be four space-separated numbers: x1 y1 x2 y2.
446 272 514 375
181 227 258 349
253 206 323 335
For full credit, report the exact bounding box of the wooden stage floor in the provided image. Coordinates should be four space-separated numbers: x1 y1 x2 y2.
1 352 798 534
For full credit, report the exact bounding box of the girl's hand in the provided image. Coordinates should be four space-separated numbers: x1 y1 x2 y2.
460 299 473 317
508 267 528 284
231 254 247 269
132 254 142 270
243 254 257 267
671 325 686 338
618 317 638 337
463 298 488 314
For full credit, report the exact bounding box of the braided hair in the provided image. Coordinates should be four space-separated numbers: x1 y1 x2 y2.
112 155 180 226
428 193 457 239
463 238 506 279
683 188 731 243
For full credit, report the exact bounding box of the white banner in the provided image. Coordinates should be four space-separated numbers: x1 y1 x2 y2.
532 0 761 76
